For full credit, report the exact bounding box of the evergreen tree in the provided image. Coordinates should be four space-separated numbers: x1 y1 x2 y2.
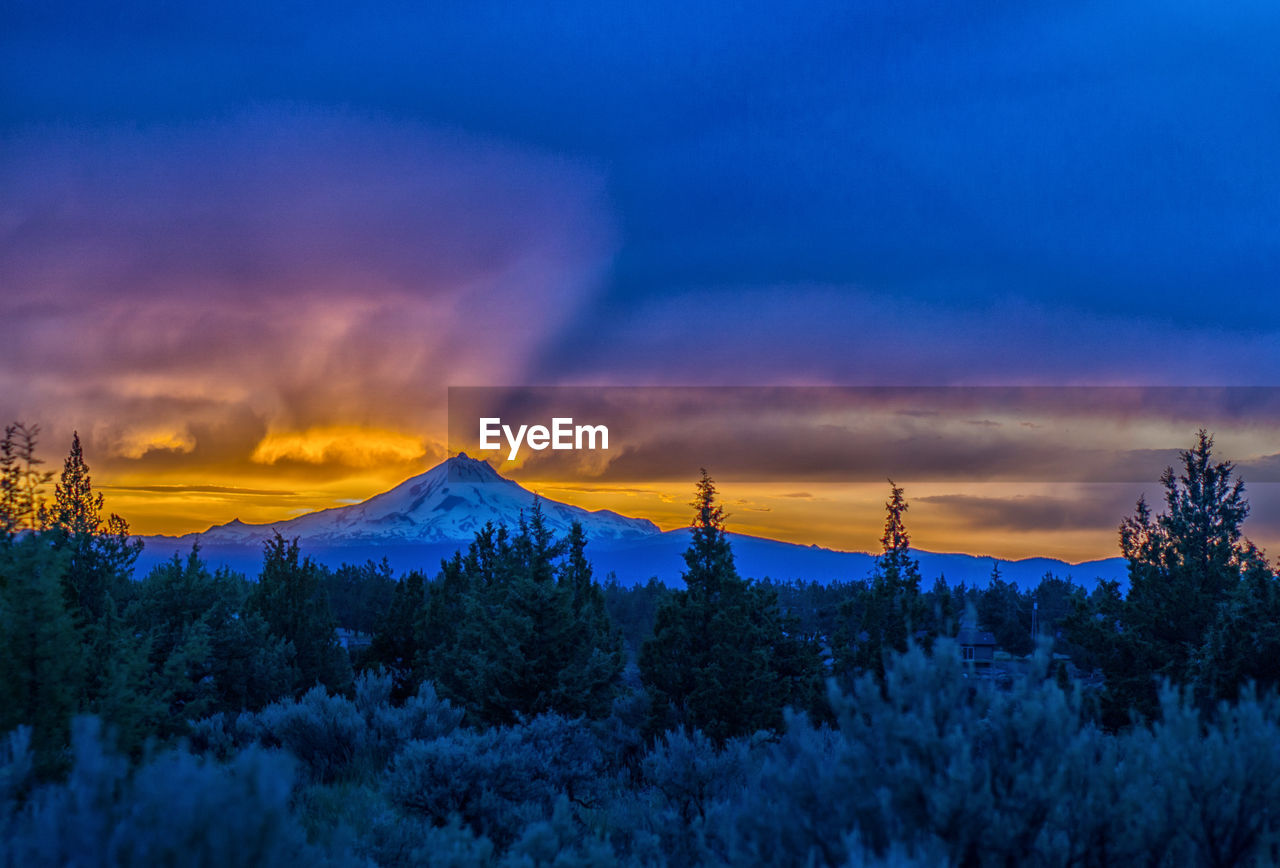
16 431 158 756
81 600 162 756
1193 544 1280 703
641 470 824 743
603 575 671 660
683 470 737 597
44 432 142 624
0 422 49 538
324 558 396 637
1071 431 1259 726
1120 431 1250 680
836 480 928 683
978 564 1033 656
368 570 428 700
425 505 624 724
925 575 959 638
555 521 626 719
250 532 352 696
0 536 82 776
878 479 919 588
128 546 294 729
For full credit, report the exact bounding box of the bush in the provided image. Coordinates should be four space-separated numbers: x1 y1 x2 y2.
190 672 464 785
0 717 355 868
386 714 608 850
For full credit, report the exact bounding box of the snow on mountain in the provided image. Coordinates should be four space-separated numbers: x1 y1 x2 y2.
173 453 660 546
140 454 1127 590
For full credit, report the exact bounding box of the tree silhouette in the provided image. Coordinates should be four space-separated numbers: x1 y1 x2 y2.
1073 430 1270 726
641 470 823 742
836 480 927 683
45 432 141 623
0 422 49 537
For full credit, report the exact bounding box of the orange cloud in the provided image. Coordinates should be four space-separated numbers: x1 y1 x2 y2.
251 427 429 468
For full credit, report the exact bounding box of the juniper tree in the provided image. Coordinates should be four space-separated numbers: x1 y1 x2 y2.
17 431 158 756
451 505 574 723
979 566 1034 657
1193 545 1280 702
555 520 625 719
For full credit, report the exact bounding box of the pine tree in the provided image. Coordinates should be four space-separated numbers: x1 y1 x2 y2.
683 469 738 597
368 569 428 700
0 422 49 538
128 546 294 728
554 521 625 719
878 479 920 590
1121 430 1249 674
979 565 1033 657
250 532 352 696
1073 430 1259 725
641 470 823 743
925 576 959 638
0 536 83 776
426 505 624 724
45 432 142 624
836 480 927 683
10 431 159 757
1193 545 1280 702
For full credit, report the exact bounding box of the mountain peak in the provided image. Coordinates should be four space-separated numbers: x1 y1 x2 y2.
440 452 504 483
192 451 659 546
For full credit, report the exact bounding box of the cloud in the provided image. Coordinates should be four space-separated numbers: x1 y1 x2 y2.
0 108 615 479
917 492 1138 533
449 385 1280 485
7 1 1280 555
537 286 1280 386
99 484 298 496
251 427 428 468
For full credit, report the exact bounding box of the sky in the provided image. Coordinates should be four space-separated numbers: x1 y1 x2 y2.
4 1 1280 561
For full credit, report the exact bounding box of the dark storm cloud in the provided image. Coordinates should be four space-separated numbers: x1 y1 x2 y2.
6 1 1280 389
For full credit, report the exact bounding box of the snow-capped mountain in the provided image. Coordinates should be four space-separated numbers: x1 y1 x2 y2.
172 453 660 547
140 454 1127 590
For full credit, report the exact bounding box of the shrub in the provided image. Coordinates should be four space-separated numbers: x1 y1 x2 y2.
0 717 354 868
190 672 464 785
386 714 608 850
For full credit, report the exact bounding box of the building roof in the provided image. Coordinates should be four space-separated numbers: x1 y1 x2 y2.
958 629 997 646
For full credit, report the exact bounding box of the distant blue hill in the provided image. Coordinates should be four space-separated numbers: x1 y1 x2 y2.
136 454 1128 590
137 529 1127 593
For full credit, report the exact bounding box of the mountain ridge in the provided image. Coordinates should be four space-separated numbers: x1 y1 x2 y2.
138 454 1129 589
